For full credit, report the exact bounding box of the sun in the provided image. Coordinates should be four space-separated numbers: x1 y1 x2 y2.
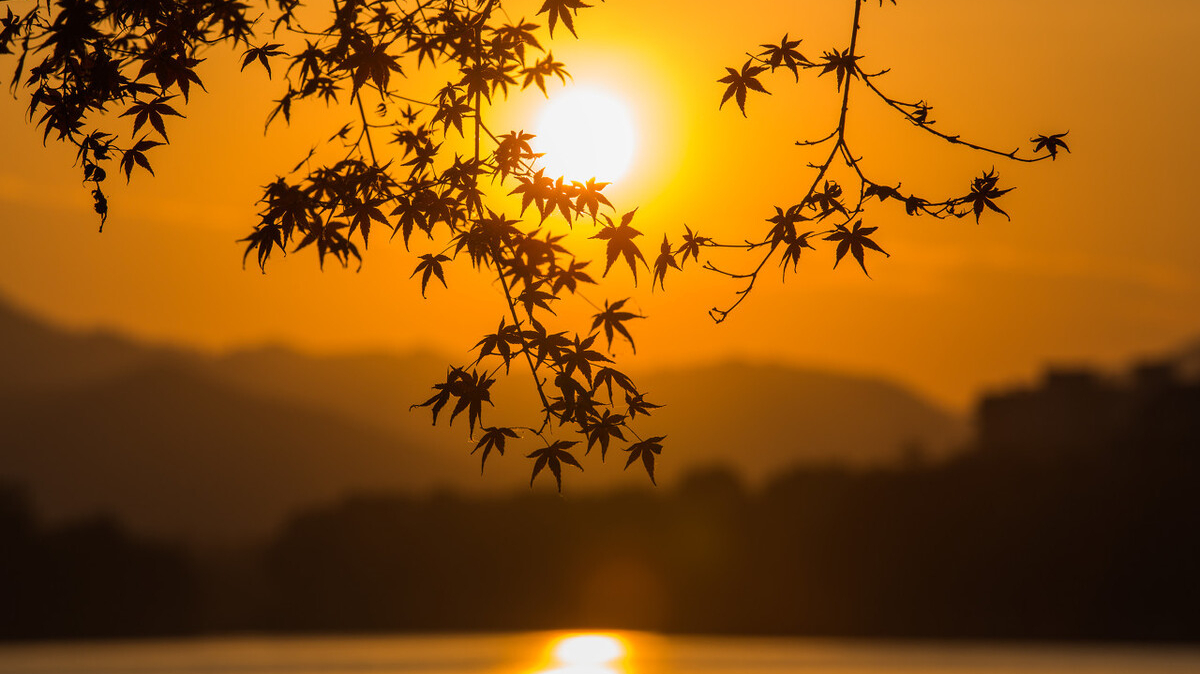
532 87 636 184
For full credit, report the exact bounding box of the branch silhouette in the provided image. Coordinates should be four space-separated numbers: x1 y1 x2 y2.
1 0 1066 490
667 0 1069 324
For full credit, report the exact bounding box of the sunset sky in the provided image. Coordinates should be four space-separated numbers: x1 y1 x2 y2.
2 0 1198 411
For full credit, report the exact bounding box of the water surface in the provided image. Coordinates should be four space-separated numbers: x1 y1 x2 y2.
1 633 1197 674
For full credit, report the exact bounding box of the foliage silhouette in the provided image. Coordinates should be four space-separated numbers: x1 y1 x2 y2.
1 0 1065 489
689 0 1068 322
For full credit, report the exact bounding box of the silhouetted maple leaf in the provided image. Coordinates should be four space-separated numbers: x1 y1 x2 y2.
818 48 861 91
652 235 680 291
864 183 901 202
624 436 665 485
549 259 595 294
240 223 285 272
823 220 889 276
676 225 710 266
527 439 583 491
411 253 450 297
559 333 609 384
517 285 558 315
338 39 403 93
904 195 929 216
719 61 769 116
412 367 462 426
961 169 1012 223
473 426 518 474
521 52 569 95
120 96 183 141
593 366 637 401
448 368 495 436
625 392 660 418
537 0 591 38
767 204 806 248
340 196 389 245
759 34 809 80
573 177 611 221
292 219 362 270
1031 132 1070 160
583 410 626 460
491 19 542 63
474 318 523 373
591 298 642 352
241 43 286 77
780 231 814 273
591 209 646 282
119 137 163 181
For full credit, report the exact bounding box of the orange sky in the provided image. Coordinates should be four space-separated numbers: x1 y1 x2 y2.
2 0 1198 410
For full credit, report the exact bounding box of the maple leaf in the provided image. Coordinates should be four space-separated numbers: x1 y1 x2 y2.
559 333 610 385
625 391 661 419
537 0 591 38
541 177 577 223
806 180 846 216
521 52 570 96
119 137 163 182
448 368 495 437
759 34 810 80
592 366 638 402
240 223 285 272
522 320 572 368
411 253 450 297
960 169 1013 223
548 373 598 427
572 177 612 221
412 367 464 426
652 235 681 291
509 169 554 217
767 204 806 248
473 318 523 373
432 92 473 136
591 298 642 353
473 426 518 474
823 220 889 277
583 410 626 460
818 48 861 91
120 96 183 141
549 259 595 295
591 210 646 283
676 225 710 267
491 19 542 62
904 195 929 216
624 436 665 485
339 197 389 245
338 39 403 93
1031 132 1070 160
517 285 558 315
780 231 815 274
241 43 286 77
137 52 205 101
718 61 770 117
292 219 361 270
864 183 902 202
527 439 583 491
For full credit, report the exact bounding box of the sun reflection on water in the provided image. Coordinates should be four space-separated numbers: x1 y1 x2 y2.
533 633 630 674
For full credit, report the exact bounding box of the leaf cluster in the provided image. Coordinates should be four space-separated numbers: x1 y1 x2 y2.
694 0 1068 322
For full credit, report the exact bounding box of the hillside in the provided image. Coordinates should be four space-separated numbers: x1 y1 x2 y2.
0 298 969 542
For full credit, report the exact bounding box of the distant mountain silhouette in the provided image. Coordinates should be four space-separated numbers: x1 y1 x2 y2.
0 297 968 543
2 363 461 544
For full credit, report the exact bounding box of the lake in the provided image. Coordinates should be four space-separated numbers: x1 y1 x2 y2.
1 633 1198 674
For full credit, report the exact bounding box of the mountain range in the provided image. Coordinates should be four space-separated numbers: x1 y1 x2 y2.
0 297 967 544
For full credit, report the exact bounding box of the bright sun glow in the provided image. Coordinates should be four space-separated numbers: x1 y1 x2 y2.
552 634 626 666
533 88 636 184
